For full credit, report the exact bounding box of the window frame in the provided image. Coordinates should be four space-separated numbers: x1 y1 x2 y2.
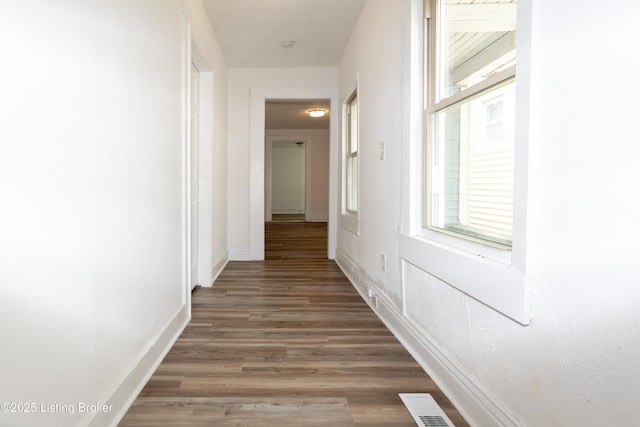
346 90 359 214
424 0 517 248
400 0 534 325
340 86 359 234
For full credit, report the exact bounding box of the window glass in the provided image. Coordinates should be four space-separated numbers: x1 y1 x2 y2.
437 1 517 101
426 0 517 247
346 91 358 213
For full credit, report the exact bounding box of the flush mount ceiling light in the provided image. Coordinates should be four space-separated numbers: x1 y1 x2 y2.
280 40 295 49
307 109 327 118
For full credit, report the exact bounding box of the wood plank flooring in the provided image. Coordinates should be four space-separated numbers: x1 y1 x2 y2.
119 222 469 426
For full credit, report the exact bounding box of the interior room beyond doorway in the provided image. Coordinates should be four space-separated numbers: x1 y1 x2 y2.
264 99 331 224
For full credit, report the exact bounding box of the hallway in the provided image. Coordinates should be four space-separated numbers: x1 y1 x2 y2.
119 222 468 426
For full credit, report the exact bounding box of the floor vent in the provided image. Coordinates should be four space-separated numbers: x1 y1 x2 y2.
399 393 455 427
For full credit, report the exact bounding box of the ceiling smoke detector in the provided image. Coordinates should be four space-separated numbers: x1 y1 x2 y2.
280 40 295 49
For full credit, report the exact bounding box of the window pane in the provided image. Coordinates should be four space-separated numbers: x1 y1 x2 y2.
430 80 515 246
346 155 358 212
346 90 358 213
349 98 358 153
438 0 517 100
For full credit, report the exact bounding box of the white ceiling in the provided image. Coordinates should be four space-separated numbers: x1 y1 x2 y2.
201 1 358 128
201 0 367 68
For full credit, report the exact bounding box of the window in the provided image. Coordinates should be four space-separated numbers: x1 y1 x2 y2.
424 0 517 247
345 90 358 213
399 0 532 324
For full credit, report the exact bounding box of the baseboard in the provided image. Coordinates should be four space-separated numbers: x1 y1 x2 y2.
335 250 519 427
229 248 251 260
207 252 229 287
85 303 190 427
272 210 305 214
306 214 329 222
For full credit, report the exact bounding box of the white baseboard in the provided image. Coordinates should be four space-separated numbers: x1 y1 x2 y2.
206 252 229 287
229 248 251 260
306 214 329 222
335 250 519 427
86 303 190 427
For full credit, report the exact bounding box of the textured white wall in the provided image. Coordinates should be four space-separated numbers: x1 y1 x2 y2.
337 0 405 304
337 0 640 425
0 1 190 425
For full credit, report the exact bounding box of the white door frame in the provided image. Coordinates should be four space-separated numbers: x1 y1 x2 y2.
189 62 199 290
250 87 338 260
189 28 215 288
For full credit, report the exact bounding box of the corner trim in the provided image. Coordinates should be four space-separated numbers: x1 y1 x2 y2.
229 248 251 260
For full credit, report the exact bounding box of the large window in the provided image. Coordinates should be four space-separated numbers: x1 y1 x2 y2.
345 90 358 213
400 0 531 323
424 0 517 247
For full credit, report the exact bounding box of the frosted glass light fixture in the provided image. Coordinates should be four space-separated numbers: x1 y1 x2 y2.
308 109 326 118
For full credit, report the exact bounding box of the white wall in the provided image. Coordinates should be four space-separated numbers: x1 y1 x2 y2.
227 68 337 259
0 1 194 426
266 129 330 222
337 0 405 300
336 0 640 426
188 0 229 286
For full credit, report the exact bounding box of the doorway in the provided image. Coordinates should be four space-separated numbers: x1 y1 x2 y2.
249 87 338 260
263 98 331 221
270 140 306 221
190 36 217 289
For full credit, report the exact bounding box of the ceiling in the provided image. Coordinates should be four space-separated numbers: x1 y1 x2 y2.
265 100 330 130
201 0 367 68
201 1 357 128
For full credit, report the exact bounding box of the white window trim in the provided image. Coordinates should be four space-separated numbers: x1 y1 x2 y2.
400 0 534 325
340 83 360 235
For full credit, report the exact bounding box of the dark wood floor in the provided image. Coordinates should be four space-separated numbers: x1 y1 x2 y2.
119 222 469 426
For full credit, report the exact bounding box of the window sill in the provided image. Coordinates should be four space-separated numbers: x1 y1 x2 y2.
399 232 531 325
437 224 512 248
340 211 359 235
